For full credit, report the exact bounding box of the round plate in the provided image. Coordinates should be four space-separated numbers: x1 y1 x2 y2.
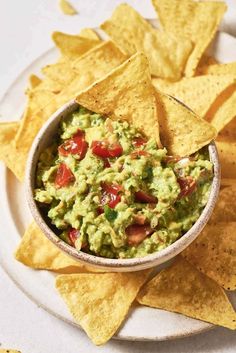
0 28 235 342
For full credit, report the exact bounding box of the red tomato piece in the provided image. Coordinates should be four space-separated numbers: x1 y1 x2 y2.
68 228 79 247
103 159 111 168
133 137 147 147
134 190 157 203
126 224 153 246
91 141 123 158
177 176 196 198
55 163 75 188
100 183 122 209
58 129 88 160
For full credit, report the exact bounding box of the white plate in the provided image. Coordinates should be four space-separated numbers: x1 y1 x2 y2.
0 28 235 342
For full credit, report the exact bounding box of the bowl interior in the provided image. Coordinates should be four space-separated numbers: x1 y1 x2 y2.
25 100 221 272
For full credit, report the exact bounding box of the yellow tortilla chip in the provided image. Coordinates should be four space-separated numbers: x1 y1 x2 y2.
155 91 217 156
137 257 236 329
76 53 161 146
52 31 99 59
216 140 236 179
59 0 77 15
29 74 42 89
55 270 150 345
152 75 235 118
101 3 192 80
198 61 236 76
11 41 126 180
79 28 100 41
196 54 218 74
0 122 25 181
181 223 236 290
41 61 75 93
152 0 227 76
210 184 236 223
206 89 236 132
15 221 97 273
0 350 21 353
217 116 236 142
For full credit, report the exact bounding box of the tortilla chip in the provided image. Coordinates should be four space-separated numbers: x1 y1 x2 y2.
221 178 236 187
15 221 94 273
206 89 236 132
155 91 217 156
198 61 236 76
29 74 42 89
79 28 100 41
55 270 150 345
12 41 126 181
210 184 236 223
216 141 236 179
137 257 236 329
59 0 77 15
196 54 218 74
181 223 236 290
41 61 75 93
76 53 161 146
152 75 235 118
0 350 21 353
101 3 192 80
0 122 25 180
152 0 227 76
52 32 99 59
217 116 236 142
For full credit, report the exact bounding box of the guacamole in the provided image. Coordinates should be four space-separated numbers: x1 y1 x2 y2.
35 106 213 259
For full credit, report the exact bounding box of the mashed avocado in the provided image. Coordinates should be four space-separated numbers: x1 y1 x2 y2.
35 106 213 259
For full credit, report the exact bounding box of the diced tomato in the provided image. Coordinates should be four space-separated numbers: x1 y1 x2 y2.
133 137 147 148
177 176 196 198
126 224 153 246
68 228 79 246
130 150 150 159
55 163 75 188
68 228 87 249
91 140 123 158
58 129 88 160
100 183 122 209
103 159 111 168
134 190 157 203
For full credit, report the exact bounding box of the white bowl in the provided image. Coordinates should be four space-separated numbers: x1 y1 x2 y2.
25 100 220 272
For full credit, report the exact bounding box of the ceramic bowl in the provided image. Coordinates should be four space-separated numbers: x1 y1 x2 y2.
25 100 220 272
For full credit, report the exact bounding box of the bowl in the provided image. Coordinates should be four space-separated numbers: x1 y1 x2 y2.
25 99 221 272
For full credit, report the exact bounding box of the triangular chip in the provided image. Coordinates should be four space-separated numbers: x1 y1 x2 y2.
101 3 192 80
76 52 161 146
217 140 236 179
155 91 217 156
55 270 150 345
206 89 236 132
181 223 236 290
153 75 235 118
217 116 236 142
152 0 226 76
198 61 236 76
137 257 236 329
0 122 24 181
59 0 77 15
52 31 99 58
79 28 100 41
29 74 42 89
15 221 96 273
209 184 236 223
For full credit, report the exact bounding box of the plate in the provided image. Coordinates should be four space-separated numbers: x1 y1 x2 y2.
0 27 235 342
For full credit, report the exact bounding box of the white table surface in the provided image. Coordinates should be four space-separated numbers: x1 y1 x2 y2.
0 1 236 352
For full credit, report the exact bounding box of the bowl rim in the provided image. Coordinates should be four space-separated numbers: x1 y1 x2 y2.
25 99 221 271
